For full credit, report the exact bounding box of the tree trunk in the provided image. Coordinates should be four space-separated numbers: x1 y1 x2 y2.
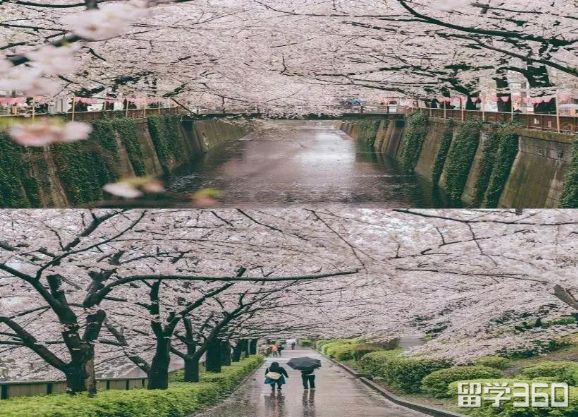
64 343 97 394
147 338 171 390
249 339 258 355
183 357 200 382
526 62 556 114
205 338 222 373
465 96 478 111
494 72 512 113
220 341 232 366
64 363 87 394
85 353 97 395
240 339 249 358
232 341 243 362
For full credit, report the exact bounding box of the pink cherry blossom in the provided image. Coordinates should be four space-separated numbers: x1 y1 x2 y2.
26 45 79 75
103 182 143 198
9 120 92 147
61 3 148 41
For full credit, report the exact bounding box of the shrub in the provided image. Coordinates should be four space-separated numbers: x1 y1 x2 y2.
322 340 356 358
422 366 503 398
399 111 429 172
299 338 314 347
381 357 452 393
350 343 383 361
315 340 331 350
520 361 578 385
359 350 450 393
448 379 578 417
443 120 482 201
0 356 263 417
474 356 511 370
358 350 402 376
323 342 382 361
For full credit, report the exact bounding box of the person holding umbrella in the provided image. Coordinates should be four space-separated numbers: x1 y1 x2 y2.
287 357 321 390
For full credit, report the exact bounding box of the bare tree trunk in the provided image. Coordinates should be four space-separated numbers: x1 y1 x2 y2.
147 338 171 390
232 341 243 362
205 338 222 373
249 339 258 355
220 340 232 366
183 357 200 382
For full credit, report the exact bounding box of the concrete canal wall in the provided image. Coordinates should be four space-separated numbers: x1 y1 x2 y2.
340 114 578 208
0 116 250 208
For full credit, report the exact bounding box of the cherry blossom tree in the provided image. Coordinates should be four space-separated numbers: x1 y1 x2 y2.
1 208 576 391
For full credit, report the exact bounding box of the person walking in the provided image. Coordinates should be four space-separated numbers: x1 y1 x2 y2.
301 369 316 390
270 343 278 357
265 361 289 392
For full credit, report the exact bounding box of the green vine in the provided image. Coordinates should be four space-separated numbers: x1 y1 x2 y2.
112 118 147 176
361 120 380 148
147 115 174 174
484 126 519 208
0 133 41 207
443 120 482 201
431 120 454 185
52 121 124 205
560 138 578 208
399 112 429 172
472 129 501 206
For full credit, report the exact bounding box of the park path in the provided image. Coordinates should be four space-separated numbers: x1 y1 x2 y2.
193 348 428 417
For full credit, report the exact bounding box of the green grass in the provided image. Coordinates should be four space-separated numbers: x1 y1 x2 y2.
0 356 264 417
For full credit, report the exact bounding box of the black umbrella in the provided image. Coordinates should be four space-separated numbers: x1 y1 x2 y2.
287 357 322 371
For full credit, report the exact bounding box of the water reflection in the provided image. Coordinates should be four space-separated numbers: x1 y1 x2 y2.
169 121 451 208
302 389 316 417
264 390 286 417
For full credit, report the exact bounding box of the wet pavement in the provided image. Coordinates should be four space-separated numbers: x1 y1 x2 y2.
192 349 427 417
170 121 448 208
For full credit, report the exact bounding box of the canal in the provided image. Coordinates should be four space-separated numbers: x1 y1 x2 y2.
169 120 449 208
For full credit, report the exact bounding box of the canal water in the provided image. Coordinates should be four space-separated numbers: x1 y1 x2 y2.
169 120 449 208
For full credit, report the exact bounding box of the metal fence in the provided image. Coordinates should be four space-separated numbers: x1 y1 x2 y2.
0 376 149 400
0 106 183 122
414 107 578 134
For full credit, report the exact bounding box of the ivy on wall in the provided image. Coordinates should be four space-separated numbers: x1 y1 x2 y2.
431 120 454 185
53 142 113 205
399 112 429 172
472 129 502 206
0 115 193 208
362 120 380 148
560 139 578 208
443 120 482 201
147 115 185 174
113 118 147 176
484 127 519 208
0 133 41 207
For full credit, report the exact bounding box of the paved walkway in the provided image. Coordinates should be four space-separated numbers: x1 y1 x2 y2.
194 349 427 417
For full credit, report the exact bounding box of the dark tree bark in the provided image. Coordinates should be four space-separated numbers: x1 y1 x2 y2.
206 338 222 373
232 341 243 362
184 356 200 382
147 337 171 390
241 339 249 358
249 339 258 355
220 340 232 366
494 70 512 113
